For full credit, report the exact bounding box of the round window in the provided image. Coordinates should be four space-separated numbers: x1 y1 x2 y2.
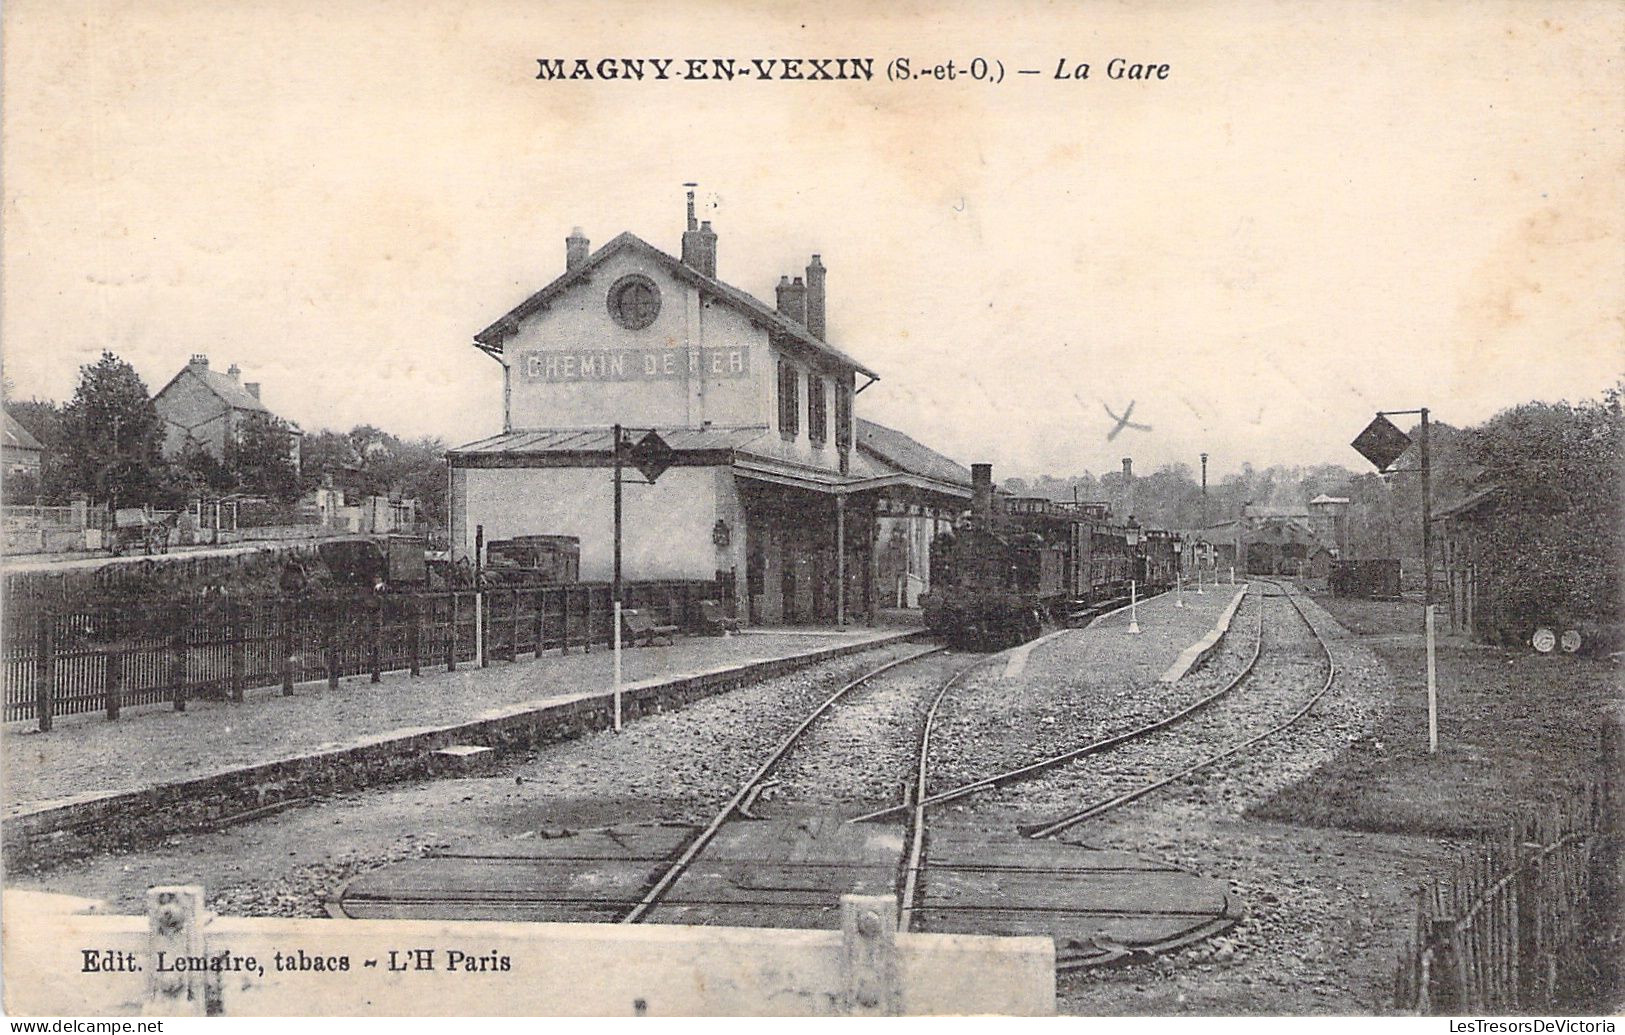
607 274 661 330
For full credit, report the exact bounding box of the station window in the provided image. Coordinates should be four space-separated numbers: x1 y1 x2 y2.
606 273 661 330
778 360 800 437
808 375 828 444
834 380 852 451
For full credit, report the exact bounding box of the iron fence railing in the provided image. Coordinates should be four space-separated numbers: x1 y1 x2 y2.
3 579 733 729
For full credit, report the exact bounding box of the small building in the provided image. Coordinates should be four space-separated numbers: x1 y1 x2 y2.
450 195 925 625
153 355 302 467
1306 545 1336 579
1434 483 1503 639
303 484 420 534
1308 494 1351 556
3 411 44 478
853 418 972 607
1191 503 1334 576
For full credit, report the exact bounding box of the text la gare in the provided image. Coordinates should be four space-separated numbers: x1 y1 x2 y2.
1055 58 1171 79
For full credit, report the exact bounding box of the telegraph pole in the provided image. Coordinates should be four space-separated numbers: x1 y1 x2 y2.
1419 407 1431 608
1355 407 1437 751
613 424 623 603
612 424 623 731
1200 452 1208 527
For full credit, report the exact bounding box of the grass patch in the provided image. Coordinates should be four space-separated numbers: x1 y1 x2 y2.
1251 595 1622 837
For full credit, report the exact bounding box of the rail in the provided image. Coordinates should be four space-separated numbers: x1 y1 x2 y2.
851 584 1256 824
1023 580 1335 837
620 646 946 924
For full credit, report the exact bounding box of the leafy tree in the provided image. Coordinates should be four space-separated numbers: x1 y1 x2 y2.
299 429 362 493
1455 387 1623 637
174 437 236 497
57 352 166 508
296 423 446 529
225 412 300 502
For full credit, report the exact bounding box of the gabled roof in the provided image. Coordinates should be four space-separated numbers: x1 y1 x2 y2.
472 232 879 380
448 424 880 496
4 412 43 452
448 426 769 458
1247 504 1311 518
1433 483 1503 521
856 418 971 490
154 364 271 415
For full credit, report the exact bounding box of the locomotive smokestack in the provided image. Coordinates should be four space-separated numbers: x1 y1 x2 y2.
972 463 994 520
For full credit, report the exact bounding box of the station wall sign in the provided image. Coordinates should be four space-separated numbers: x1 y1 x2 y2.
521 346 750 382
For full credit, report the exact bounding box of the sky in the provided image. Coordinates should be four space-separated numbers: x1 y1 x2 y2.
3 0 1621 482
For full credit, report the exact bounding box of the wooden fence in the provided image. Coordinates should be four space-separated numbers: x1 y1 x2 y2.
1394 773 1620 1013
3 579 732 730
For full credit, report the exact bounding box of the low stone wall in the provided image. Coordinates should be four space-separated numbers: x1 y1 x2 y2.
2 632 924 871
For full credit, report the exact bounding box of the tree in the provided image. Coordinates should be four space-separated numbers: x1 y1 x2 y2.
296 424 446 529
299 429 361 494
225 412 300 502
57 352 166 508
174 437 235 498
1456 387 1623 635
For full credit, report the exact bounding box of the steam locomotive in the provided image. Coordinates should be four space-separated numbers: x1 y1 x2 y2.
920 464 1181 650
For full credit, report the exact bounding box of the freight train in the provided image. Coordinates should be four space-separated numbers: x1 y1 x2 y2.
920 464 1181 650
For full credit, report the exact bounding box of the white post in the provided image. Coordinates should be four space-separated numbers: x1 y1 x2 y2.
613 601 623 731
1196 562 1204 595
1426 603 1438 753
841 895 900 1016
474 591 485 666
145 886 207 1016
1175 571 1184 608
1229 565 1235 585
1128 580 1140 634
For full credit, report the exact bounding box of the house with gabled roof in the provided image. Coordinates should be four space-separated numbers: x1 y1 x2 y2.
152 355 301 467
448 192 968 625
3 411 44 478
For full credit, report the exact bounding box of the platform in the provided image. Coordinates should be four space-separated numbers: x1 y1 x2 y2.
1010 583 1249 692
1 625 920 868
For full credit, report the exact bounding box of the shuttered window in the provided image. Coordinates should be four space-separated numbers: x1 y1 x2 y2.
808 375 828 444
778 360 800 437
834 380 852 451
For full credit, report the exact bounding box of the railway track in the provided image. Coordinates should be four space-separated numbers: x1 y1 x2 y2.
1021 580 1335 838
620 644 980 924
851 585 1265 825
336 596 1249 961
853 580 1334 832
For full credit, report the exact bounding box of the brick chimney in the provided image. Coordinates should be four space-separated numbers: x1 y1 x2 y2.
680 188 717 278
777 276 807 324
565 227 590 271
189 354 208 369
227 363 241 380
805 254 826 339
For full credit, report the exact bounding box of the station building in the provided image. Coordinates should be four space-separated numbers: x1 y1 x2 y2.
447 198 970 625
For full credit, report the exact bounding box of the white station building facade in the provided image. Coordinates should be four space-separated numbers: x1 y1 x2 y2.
448 197 970 625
